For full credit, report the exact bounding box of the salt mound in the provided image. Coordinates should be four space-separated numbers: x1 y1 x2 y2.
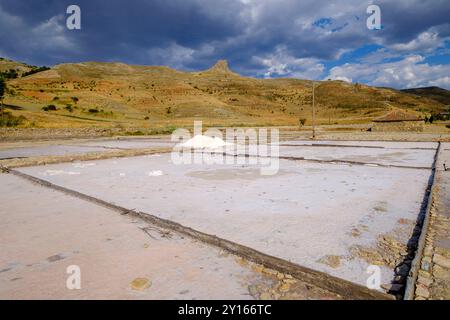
72 162 96 168
43 170 80 176
147 170 163 176
181 135 233 149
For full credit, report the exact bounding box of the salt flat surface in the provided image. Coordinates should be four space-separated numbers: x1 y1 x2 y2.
81 139 175 149
280 140 438 149
0 144 117 159
0 173 268 299
264 145 434 168
0 138 174 159
19 148 432 287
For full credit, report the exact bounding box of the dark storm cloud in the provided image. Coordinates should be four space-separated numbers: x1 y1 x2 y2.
0 0 246 66
0 0 449 88
80 0 245 56
377 0 450 44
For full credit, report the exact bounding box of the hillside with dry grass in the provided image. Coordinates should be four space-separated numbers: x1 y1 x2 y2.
1 59 448 131
0 58 32 75
401 87 450 105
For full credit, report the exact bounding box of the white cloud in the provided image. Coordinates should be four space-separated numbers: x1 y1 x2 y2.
146 43 195 69
326 54 450 89
146 42 217 70
31 15 77 51
252 46 324 79
0 7 78 62
428 77 450 88
358 48 399 64
389 30 445 53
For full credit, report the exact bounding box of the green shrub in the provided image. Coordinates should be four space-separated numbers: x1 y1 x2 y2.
0 69 18 79
0 110 26 127
42 104 57 111
88 108 99 113
22 66 50 77
151 125 177 135
164 125 177 134
0 77 5 101
126 130 145 136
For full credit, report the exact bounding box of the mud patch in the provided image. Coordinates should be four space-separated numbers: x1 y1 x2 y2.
47 254 66 263
373 201 388 214
317 255 342 268
349 222 417 296
247 265 341 300
350 233 409 268
0 267 12 273
348 227 362 238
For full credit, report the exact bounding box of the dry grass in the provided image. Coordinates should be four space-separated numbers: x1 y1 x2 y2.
2 60 447 131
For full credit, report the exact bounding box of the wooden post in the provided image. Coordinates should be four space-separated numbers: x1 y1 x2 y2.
312 82 316 139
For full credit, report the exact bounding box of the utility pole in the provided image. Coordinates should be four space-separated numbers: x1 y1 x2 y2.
312 81 316 139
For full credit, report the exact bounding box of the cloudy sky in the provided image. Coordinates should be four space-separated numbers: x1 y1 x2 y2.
0 0 449 89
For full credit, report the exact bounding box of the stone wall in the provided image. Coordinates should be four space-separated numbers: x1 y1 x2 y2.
372 121 424 132
415 144 450 300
